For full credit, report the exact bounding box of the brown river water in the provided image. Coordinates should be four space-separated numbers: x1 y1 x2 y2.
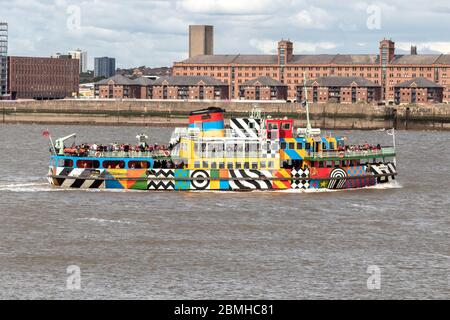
0 124 448 299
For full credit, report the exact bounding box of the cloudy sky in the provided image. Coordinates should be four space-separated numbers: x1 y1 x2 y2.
1 0 450 69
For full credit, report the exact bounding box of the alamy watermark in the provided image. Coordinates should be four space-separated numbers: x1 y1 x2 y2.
66 5 81 32
66 265 81 290
367 265 381 290
366 4 382 30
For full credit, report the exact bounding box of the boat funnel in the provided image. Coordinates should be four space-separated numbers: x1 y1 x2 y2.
188 107 225 138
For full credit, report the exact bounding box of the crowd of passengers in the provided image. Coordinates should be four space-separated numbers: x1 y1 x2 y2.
337 143 382 152
59 142 176 157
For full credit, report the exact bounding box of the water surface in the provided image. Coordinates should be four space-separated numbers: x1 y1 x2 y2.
0 124 448 299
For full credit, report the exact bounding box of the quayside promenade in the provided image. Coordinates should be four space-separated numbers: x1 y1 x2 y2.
1 100 449 130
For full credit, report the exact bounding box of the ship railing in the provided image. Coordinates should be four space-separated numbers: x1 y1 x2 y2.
306 147 395 160
82 150 170 158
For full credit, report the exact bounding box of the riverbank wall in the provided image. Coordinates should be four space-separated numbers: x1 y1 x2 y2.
1 99 450 130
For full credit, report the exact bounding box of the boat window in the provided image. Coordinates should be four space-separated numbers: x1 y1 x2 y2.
297 142 304 150
335 160 341 167
326 161 333 168
268 161 274 168
103 160 125 169
211 162 217 169
236 162 242 169
282 122 291 130
227 162 233 169
322 142 327 150
260 161 266 169
281 142 287 150
59 159 73 167
305 143 311 150
219 162 225 169
268 123 278 130
289 142 295 150
203 161 209 168
194 161 201 169
330 142 335 150
77 160 100 169
251 162 258 169
244 162 250 169
319 161 324 168
128 161 150 169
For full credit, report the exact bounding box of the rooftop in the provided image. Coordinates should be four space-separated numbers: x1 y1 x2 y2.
177 53 450 66
306 76 380 87
241 76 286 87
152 75 226 86
395 77 443 88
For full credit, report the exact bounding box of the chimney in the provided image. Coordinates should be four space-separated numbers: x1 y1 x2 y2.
411 45 417 55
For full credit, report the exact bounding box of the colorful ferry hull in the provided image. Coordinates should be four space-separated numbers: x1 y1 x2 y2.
48 163 397 191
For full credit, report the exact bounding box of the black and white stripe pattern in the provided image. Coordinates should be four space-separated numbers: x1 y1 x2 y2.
229 170 273 190
147 169 175 190
328 168 347 189
369 163 397 183
230 118 261 138
54 167 106 189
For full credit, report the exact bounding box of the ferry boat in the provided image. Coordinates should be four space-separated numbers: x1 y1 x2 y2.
46 105 398 192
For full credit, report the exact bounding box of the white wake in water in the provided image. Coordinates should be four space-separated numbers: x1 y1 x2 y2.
76 217 137 225
0 182 53 192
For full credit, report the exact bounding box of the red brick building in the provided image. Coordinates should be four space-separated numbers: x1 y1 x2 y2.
302 76 382 104
394 77 443 104
151 75 228 100
8 56 79 99
239 76 287 100
173 38 450 103
95 74 144 99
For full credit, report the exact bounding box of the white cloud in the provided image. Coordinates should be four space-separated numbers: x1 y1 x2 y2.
296 42 339 53
249 39 278 54
1 0 449 68
292 6 334 29
397 42 450 54
250 38 339 54
176 0 286 15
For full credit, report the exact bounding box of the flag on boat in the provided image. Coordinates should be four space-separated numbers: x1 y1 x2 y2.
42 129 50 137
386 128 395 136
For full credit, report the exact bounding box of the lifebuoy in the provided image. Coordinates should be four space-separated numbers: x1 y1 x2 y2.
95 151 101 157
339 152 345 158
164 150 170 157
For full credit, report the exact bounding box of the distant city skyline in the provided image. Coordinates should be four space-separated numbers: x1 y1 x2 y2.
1 0 450 69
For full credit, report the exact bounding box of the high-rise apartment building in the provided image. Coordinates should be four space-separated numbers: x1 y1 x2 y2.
0 22 8 97
189 25 213 58
68 49 88 73
94 57 116 78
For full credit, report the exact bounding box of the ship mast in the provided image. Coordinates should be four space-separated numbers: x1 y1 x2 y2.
302 72 312 134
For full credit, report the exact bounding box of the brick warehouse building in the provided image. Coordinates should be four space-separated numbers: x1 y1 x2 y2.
8 56 79 99
95 74 143 99
173 39 450 103
151 75 228 100
302 76 382 104
239 76 287 100
95 75 229 100
394 77 443 104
